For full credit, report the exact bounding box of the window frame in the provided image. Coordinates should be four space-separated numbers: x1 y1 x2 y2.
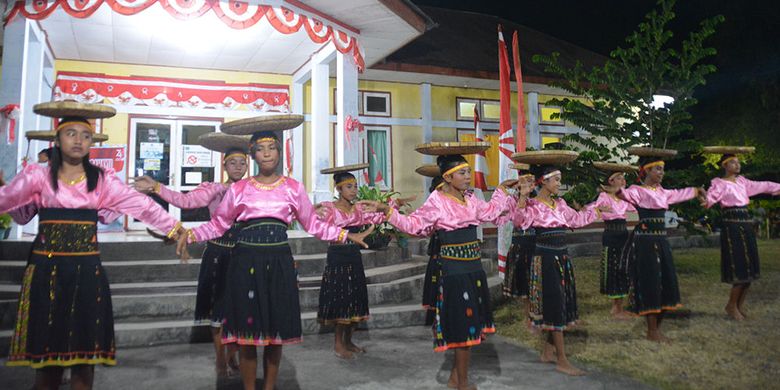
538 103 565 126
364 124 393 191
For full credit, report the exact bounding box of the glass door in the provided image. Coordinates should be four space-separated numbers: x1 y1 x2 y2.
127 118 219 230
177 120 220 227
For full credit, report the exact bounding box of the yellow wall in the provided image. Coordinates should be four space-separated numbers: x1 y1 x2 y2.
54 60 292 147
53 59 578 200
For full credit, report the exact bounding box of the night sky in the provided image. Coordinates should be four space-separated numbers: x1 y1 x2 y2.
412 0 780 156
411 0 779 94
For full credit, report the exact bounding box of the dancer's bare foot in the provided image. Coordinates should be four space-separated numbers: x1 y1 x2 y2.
646 331 672 344
457 384 477 390
611 311 634 321
346 341 366 354
555 361 586 376
447 368 458 388
725 304 745 321
334 345 354 360
540 343 556 363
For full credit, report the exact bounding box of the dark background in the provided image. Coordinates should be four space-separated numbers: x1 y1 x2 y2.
412 0 780 176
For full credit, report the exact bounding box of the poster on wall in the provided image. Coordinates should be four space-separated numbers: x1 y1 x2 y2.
90 145 127 232
181 144 213 168
140 142 164 159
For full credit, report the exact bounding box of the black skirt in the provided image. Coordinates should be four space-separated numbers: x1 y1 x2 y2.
7 208 115 368
317 243 370 324
600 220 630 298
220 219 302 346
422 233 442 326
504 229 536 298
432 227 494 352
194 243 232 326
528 228 578 331
720 207 760 284
624 209 682 315
194 224 239 326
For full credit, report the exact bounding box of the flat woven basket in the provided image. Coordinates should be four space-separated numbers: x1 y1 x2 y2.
33 101 116 119
220 114 304 135
627 146 678 158
510 150 579 165
198 133 251 153
415 164 440 177
701 146 755 154
320 163 370 174
415 142 491 156
593 161 638 173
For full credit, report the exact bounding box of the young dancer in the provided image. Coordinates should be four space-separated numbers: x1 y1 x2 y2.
415 163 444 325
503 163 536 323
592 162 638 320
702 146 780 320
316 163 389 359
509 150 608 376
618 147 706 342
360 142 518 390
176 117 373 390
2 101 185 389
133 133 249 376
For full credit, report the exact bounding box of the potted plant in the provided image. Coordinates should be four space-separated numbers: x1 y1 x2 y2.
0 214 12 240
356 185 408 249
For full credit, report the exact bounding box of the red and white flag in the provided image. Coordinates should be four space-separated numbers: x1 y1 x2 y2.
472 106 489 192
512 31 527 151
368 143 385 188
497 26 518 280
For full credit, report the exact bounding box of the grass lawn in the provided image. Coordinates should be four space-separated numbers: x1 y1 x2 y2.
494 239 780 390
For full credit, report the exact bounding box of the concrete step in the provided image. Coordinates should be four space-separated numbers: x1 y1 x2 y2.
0 275 505 354
0 234 386 261
0 246 411 285
298 256 429 287
0 257 499 329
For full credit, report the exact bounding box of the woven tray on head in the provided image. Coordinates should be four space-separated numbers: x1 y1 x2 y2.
198 133 251 153
593 161 638 173
511 163 531 170
320 163 370 174
510 150 579 165
33 101 116 119
414 142 491 156
220 114 304 135
701 146 755 155
415 164 440 177
626 146 677 158
25 130 56 141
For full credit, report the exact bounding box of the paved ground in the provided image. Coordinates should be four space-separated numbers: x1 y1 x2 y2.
1 326 654 389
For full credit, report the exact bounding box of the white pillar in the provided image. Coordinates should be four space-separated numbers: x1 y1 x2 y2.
0 18 28 181
310 61 331 204
289 81 304 183
420 83 433 190
335 51 360 168
527 92 541 149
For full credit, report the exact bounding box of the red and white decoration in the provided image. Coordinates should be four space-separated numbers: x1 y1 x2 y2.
5 0 366 71
472 106 489 192
0 104 20 144
54 72 290 112
344 115 364 151
496 26 518 280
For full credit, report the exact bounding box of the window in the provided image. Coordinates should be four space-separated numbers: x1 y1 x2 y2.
539 104 565 125
362 91 391 116
456 98 500 122
333 90 391 117
365 126 392 189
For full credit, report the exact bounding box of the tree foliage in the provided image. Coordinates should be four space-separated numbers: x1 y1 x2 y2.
532 0 723 208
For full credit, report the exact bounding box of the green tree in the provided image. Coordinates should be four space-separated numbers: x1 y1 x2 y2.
532 0 723 212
